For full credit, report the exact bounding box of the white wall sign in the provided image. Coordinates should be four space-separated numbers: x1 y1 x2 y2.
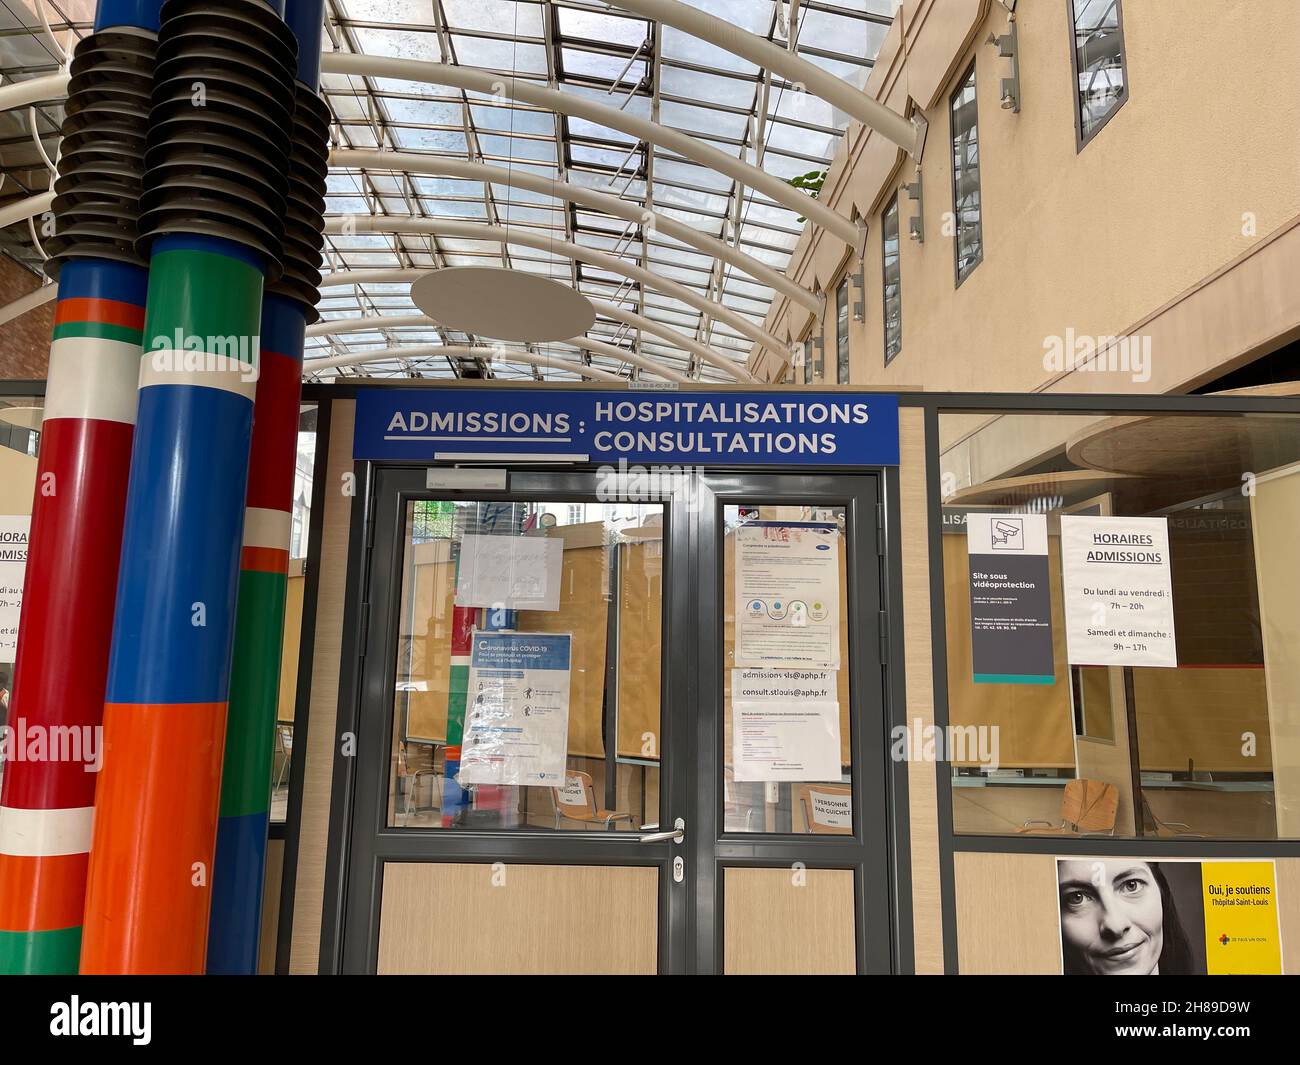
734 521 840 668
1060 516 1177 667
0 515 29 658
459 631 573 786
455 533 563 612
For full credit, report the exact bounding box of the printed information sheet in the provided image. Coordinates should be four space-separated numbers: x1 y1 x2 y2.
1060 515 1177 667
734 520 840 669
965 513 1054 684
455 533 563 612
459 632 572 786
0 515 29 658
731 668 841 782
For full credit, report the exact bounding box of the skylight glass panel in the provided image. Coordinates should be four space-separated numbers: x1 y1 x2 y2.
561 48 648 85
443 0 545 38
556 7 648 47
451 36 549 75
476 134 557 164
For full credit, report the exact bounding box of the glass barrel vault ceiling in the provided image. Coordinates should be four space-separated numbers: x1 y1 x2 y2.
0 0 896 383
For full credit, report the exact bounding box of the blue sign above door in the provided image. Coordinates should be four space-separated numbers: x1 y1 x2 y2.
353 388 900 466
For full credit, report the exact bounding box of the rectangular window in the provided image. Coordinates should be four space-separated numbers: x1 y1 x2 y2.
937 408 1300 843
835 278 849 384
949 62 983 285
802 339 813 385
1070 0 1128 146
881 194 902 364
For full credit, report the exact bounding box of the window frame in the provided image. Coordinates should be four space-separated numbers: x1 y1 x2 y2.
1068 0 1130 151
881 192 902 365
835 276 850 384
948 60 983 287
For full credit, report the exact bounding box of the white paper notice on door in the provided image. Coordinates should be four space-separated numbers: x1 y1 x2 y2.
732 698 842 782
1060 515 1177 668
459 631 572 786
0 515 29 658
455 533 563 612
734 521 840 668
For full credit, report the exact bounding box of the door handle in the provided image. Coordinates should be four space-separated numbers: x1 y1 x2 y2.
638 817 685 844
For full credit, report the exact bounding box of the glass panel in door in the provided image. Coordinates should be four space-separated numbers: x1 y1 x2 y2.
721 504 854 834
388 498 663 832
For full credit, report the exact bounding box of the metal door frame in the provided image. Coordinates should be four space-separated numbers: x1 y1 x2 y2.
321 461 911 973
691 471 897 974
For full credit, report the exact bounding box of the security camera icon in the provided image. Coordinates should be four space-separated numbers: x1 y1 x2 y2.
991 518 1024 549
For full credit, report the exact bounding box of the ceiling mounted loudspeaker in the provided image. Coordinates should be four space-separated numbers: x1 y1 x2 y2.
411 267 595 343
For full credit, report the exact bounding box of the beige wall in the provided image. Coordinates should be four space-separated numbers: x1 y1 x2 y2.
759 0 1300 395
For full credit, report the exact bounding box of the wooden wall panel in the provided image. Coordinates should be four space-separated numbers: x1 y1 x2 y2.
258 839 283 975
288 399 354 974
616 539 663 759
377 863 658 974
723 867 856 974
899 407 945 973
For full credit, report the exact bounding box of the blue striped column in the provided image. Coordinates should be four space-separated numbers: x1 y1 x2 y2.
205 0 326 975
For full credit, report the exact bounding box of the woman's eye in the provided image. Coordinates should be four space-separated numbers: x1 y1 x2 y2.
1062 890 1091 908
1121 878 1147 894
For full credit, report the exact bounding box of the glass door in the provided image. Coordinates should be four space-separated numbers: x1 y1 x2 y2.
692 473 895 973
335 466 895 973
339 466 691 973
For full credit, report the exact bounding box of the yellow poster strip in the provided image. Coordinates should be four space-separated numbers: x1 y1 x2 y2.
1200 860 1283 975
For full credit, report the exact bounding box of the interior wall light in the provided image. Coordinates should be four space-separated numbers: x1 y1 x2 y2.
987 5 1021 113
905 169 924 242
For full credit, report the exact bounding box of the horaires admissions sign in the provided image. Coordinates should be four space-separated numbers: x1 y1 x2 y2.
353 389 900 465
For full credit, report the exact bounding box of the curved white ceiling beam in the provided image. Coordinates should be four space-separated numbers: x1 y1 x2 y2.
591 300 753 381
0 280 55 326
332 150 819 313
0 72 68 114
307 314 689 383
319 52 859 246
306 312 434 336
305 343 626 382
608 0 922 156
0 191 52 230
319 268 421 287
325 215 780 363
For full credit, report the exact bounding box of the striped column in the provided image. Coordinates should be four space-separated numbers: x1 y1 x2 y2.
206 294 302 974
80 235 265 974
0 261 147 973
204 0 326 973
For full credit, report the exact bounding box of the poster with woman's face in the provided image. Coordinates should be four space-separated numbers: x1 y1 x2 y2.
1056 858 1283 975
